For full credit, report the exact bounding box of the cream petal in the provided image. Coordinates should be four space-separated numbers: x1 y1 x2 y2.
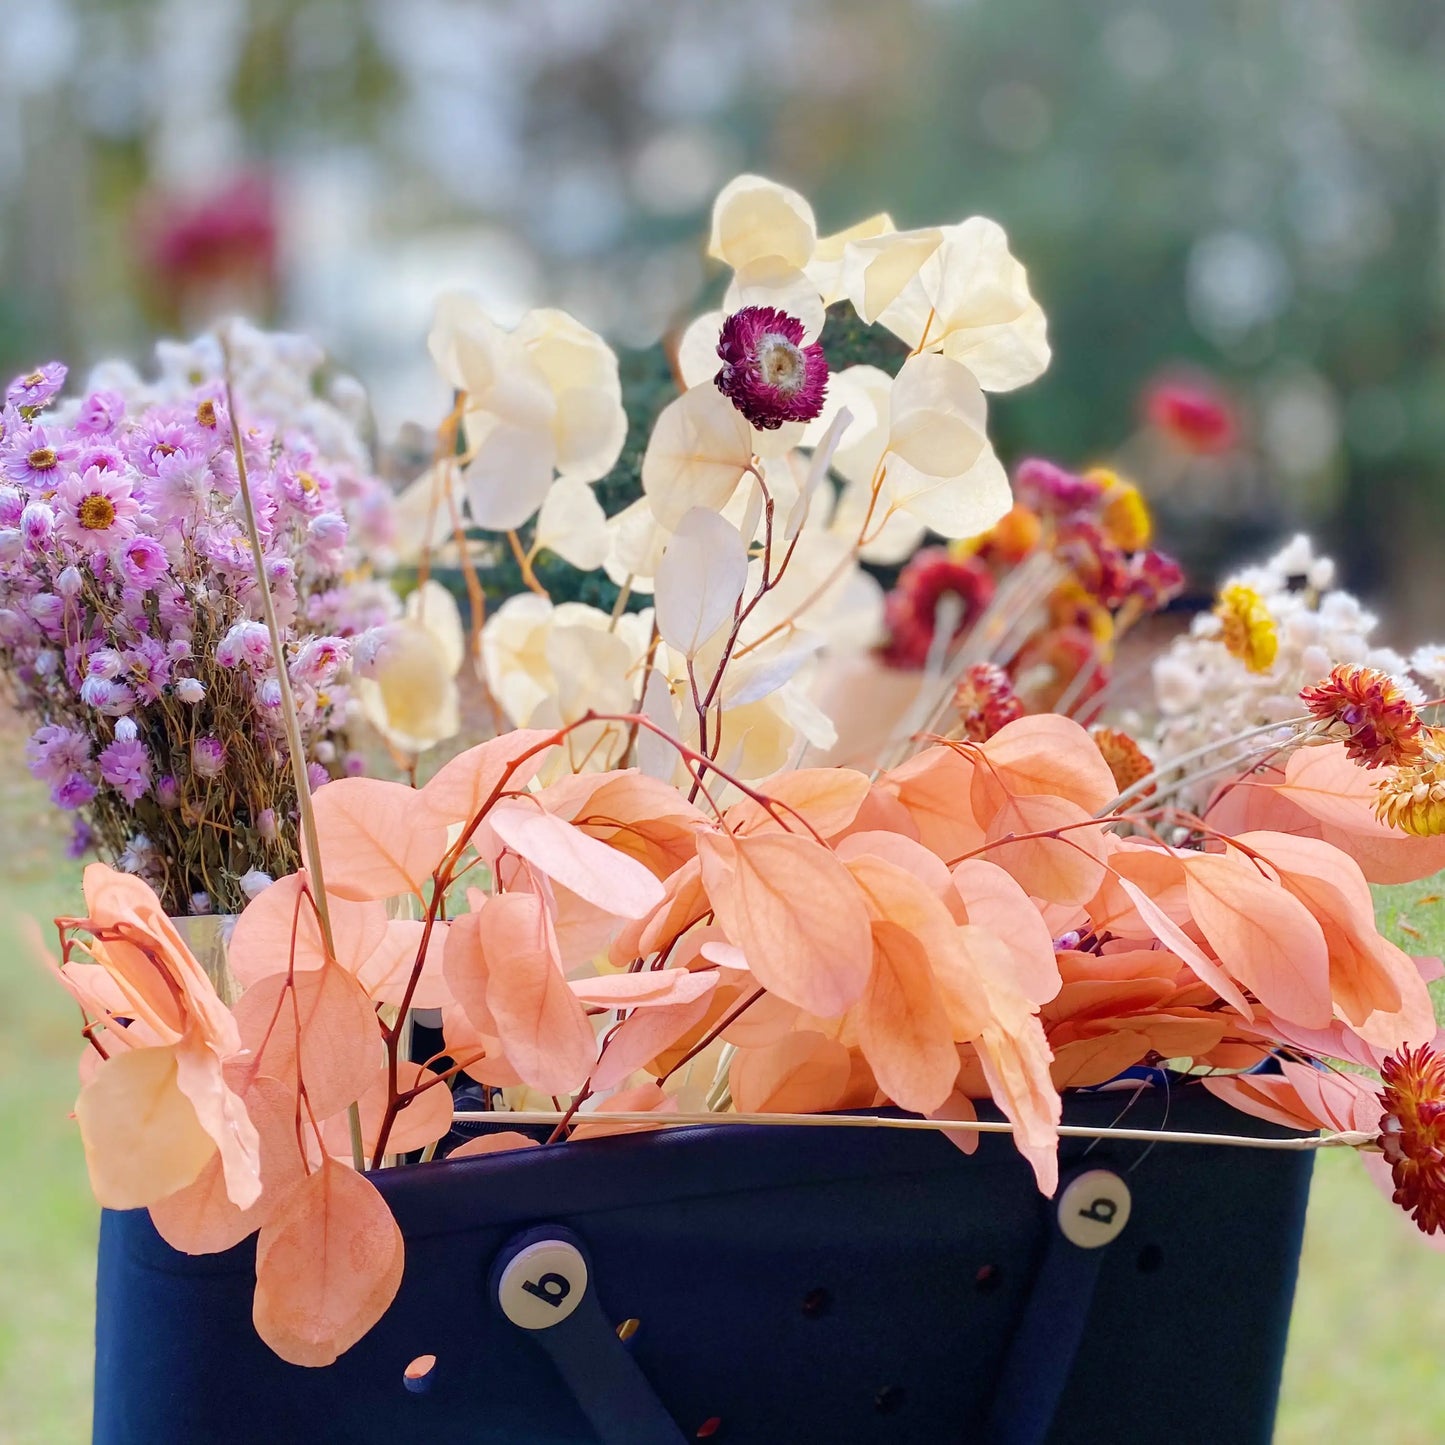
358 619 462 752
654 508 750 657
534 478 610 571
927 218 1050 391
641 384 753 531
807 212 895 307
940 295 1051 393
708 174 817 272
514 308 621 396
462 420 559 531
603 497 668 592
552 384 627 482
724 258 826 343
481 594 558 726
885 352 988 479
842 227 943 340
750 419 808 459
886 439 1013 542
406 579 467 677
676 309 726 390
428 290 507 396
390 464 466 565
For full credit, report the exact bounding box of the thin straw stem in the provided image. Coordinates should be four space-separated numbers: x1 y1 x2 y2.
449 1108 1370 1153
221 331 364 1171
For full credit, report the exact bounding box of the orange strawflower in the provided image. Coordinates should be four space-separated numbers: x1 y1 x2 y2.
953 662 1025 743
1379 1045 1445 1235
1092 727 1153 797
1375 754 1445 837
1214 583 1277 673
1300 664 1425 768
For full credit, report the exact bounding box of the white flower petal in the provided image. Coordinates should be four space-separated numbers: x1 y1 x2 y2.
462 420 559 531
405 579 466 677
534 478 610 571
807 212 895 307
887 438 1013 542
724 258 826 344
885 352 988 479
604 497 668 592
676 310 725 390
641 385 753 531
708 174 816 272
654 508 750 657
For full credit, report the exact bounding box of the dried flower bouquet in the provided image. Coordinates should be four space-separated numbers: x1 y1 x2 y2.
34 176 1445 1371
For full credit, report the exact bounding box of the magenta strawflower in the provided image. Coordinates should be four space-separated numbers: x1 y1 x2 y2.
714 305 828 430
56 467 142 552
1015 457 1105 515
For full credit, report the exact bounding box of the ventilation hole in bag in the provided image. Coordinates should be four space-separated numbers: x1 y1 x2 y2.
874 1385 906 1414
696 1417 722 1438
616 1317 641 1342
402 1355 437 1394
974 1264 1002 1293
801 1287 832 1318
1136 1244 1164 1274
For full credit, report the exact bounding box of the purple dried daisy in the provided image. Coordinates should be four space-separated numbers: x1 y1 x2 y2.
191 735 227 779
99 734 152 805
74 388 126 436
56 466 142 553
1 423 76 487
25 723 91 785
714 306 828 431
6 363 67 413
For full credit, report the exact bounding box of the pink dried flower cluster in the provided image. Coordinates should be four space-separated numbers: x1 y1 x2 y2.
0 338 398 913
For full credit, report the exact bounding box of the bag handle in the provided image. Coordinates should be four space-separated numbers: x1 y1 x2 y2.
490 1225 687 1445
985 1166 1134 1445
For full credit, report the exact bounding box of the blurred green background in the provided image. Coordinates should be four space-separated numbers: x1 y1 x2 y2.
3 0 1445 1439
3 0 1444 616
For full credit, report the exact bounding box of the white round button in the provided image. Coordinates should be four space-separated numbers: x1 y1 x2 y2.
496 1239 589 1330
1056 1169 1131 1248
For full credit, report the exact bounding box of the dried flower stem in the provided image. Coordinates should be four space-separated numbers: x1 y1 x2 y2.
451 1108 1372 1152
221 332 363 1171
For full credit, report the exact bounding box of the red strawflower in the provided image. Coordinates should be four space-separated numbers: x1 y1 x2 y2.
953 663 1024 742
1127 549 1186 611
881 549 995 670
1300 664 1425 769
714 306 828 430
1143 376 1237 455
1379 1045 1445 1236
1055 519 1132 609
1012 626 1109 714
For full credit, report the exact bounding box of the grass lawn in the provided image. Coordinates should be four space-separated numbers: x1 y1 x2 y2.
2 753 1445 1443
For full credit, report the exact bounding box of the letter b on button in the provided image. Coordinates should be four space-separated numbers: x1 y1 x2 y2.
1056 1169 1132 1248
497 1240 589 1329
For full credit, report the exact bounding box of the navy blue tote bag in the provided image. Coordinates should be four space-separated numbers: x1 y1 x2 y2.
93 1082 1313 1444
